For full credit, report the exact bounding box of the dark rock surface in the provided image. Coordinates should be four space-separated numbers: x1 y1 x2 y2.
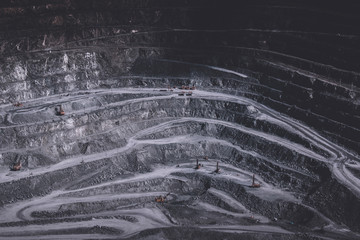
0 0 359 239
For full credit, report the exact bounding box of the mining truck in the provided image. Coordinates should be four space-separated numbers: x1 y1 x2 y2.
10 162 21 171
155 193 170 203
251 174 261 188
13 102 23 107
56 104 65 116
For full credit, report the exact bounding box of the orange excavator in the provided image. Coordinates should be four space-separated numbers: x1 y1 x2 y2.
10 162 21 171
155 192 170 203
56 104 65 116
251 174 261 188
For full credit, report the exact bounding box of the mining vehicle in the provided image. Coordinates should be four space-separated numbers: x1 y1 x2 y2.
155 193 170 203
13 102 23 107
251 174 261 188
195 159 201 169
214 162 220 173
56 104 65 115
10 162 21 171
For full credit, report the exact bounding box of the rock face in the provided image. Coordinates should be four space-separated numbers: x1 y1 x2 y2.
0 1 359 239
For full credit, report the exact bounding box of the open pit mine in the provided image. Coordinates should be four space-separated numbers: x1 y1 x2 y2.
0 0 360 239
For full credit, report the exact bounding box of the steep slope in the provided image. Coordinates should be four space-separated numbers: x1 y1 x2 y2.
0 1 359 239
